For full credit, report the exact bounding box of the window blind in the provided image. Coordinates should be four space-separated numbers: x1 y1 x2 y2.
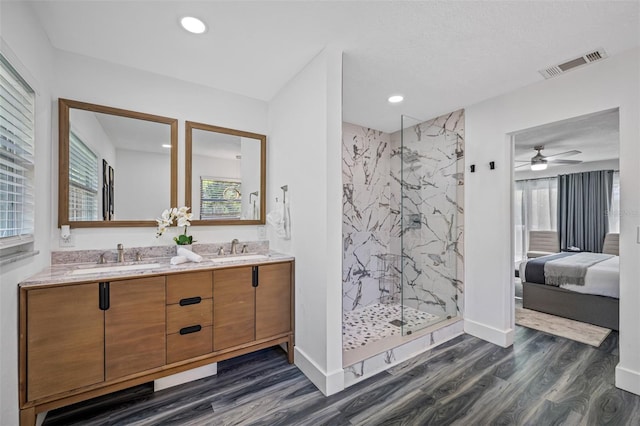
0 54 35 247
200 177 241 219
69 131 98 221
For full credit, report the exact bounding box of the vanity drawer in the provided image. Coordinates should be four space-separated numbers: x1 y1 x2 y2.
167 299 213 334
166 271 213 304
167 325 213 364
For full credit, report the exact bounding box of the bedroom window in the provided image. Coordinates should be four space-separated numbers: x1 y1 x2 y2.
0 54 35 249
68 131 99 221
608 171 620 233
199 177 241 220
514 177 557 262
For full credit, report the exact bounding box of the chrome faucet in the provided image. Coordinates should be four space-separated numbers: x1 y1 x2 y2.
97 252 107 264
230 239 239 255
117 243 124 262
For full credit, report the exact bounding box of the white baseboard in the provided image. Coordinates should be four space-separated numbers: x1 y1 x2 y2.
294 346 344 396
464 318 514 347
615 364 640 396
154 362 217 392
35 412 47 426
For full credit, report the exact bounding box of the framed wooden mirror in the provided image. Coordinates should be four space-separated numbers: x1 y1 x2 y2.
58 98 177 227
185 121 266 225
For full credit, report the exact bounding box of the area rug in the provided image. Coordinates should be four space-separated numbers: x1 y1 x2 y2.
515 307 611 347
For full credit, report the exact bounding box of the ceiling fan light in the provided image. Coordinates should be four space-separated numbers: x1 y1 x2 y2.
531 163 548 171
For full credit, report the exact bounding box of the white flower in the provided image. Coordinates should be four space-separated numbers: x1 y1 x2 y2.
155 206 194 239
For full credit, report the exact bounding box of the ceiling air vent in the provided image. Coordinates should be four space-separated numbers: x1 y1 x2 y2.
539 48 608 79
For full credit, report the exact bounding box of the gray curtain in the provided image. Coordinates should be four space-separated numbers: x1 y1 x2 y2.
557 170 613 253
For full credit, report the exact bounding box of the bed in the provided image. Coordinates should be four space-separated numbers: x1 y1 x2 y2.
519 252 619 330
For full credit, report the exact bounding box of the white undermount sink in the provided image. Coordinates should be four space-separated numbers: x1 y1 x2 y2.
69 262 162 275
210 254 269 264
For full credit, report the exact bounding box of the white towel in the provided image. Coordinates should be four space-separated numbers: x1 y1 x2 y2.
177 247 203 263
267 204 286 238
267 202 291 240
283 201 291 240
170 256 188 265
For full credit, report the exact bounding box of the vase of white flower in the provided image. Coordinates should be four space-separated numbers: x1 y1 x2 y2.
156 206 195 245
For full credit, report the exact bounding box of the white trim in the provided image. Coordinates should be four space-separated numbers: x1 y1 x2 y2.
615 364 640 395
294 346 344 396
154 362 217 392
464 318 514 348
0 37 42 96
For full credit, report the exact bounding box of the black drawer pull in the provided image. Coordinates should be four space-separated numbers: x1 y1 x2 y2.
179 297 202 306
252 266 259 287
99 282 110 310
179 325 202 335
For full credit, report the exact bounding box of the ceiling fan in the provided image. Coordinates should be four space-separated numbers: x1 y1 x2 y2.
515 145 582 171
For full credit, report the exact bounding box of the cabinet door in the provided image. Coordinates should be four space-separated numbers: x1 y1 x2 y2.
213 267 255 351
27 284 104 401
256 262 292 340
105 276 166 380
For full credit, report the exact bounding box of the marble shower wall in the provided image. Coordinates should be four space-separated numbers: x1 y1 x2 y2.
390 110 465 318
342 123 399 311
342 110 464 318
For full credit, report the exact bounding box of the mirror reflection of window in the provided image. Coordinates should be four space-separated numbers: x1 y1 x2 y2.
67 105 173 222
68 131 98 221
200 177 241 219
185 120 265 224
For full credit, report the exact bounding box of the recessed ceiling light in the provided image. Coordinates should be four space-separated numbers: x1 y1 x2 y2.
388 95 404 104
162 144 172 149
180 16 207 34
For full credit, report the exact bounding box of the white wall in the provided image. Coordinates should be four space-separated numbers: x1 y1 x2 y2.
240 137 261 219
51 49 269 249
0 2 54 425
114 149 169 220
268 47 344 395
464 48 640 394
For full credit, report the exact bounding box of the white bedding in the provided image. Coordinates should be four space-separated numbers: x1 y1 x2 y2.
520 255 619 299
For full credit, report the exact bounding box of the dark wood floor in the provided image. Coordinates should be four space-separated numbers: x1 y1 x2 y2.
44 326 640 426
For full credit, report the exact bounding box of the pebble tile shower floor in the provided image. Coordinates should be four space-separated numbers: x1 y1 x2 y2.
342 303 439 351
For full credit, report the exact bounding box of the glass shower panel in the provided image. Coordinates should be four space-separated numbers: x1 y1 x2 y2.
400 114 460 335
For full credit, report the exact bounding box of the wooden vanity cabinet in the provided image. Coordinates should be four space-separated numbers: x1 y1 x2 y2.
20 260 294 426
105 276 166 380
24 276 166 401
213 266 256 350
214 262 292 351
26 283 104 401
166 271 213 363
256 263 292 340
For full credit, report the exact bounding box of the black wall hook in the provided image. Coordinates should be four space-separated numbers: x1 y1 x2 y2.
489 161 495 170
470 164 475 173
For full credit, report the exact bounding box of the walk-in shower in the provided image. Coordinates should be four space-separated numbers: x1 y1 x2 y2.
342 110 464 363
398 114 463 335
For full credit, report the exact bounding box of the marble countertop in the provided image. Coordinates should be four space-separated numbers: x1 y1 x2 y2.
19 251 294 288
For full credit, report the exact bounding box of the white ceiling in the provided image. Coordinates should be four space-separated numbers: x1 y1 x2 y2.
514 108 619 170
28 1 640 133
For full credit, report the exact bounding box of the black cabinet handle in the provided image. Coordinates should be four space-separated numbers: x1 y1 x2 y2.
180 325 202 335
99 282 110 310
252 266 259 287
179 297 202 306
